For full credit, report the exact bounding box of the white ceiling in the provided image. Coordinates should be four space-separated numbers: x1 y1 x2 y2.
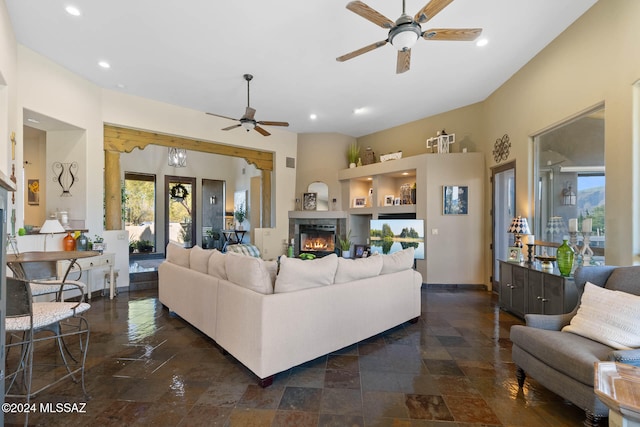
6 0 597 137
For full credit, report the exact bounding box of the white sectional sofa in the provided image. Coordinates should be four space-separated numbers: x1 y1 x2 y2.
159 243 423 386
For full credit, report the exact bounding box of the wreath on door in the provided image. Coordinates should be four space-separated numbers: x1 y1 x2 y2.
170 183 189 202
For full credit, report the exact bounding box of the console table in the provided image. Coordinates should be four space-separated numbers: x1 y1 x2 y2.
57 252 116 300
595 362 640 427
498 260 578 318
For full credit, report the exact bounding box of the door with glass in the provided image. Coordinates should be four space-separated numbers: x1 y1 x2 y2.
492 161 516 289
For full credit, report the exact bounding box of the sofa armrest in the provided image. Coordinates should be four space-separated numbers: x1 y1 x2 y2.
524 311 575 331
608 349 640 368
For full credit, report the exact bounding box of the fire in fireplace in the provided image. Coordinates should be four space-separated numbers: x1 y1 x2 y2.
299 224 336 257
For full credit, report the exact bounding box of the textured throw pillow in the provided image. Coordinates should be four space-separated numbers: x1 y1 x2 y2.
166 242 190 268
189 245 211 274
380 247 415 274
562 282 640 350
334 255 383 284
207 249 227 280
224 252 273 294
274 253 338 293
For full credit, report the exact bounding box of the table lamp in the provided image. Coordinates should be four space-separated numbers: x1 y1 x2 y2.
39 218 65 251
507 216 531 248
545 216 567 243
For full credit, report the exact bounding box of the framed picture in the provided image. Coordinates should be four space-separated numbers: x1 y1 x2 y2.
27 179 39 206
443 185 468 215
394 197 401 206
354 244 369 258
353 197 366 208
384 195 394 206
508 246 522 262
303 192 317 211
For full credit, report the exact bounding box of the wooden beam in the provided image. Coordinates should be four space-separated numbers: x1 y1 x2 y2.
104 124 273 171
104 150 122 230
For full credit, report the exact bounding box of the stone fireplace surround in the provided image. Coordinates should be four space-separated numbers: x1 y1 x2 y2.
288 211 348 257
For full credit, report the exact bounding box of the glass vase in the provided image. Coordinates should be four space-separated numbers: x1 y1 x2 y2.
556 239 574 277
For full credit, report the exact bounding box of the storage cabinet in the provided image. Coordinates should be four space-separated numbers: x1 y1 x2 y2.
499 261 578 318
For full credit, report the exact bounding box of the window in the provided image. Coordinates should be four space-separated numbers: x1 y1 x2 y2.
124 173 156 253
533 107 605 261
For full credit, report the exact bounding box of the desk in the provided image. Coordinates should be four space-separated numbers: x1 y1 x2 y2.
595 362 640 426
221 229 247 251
57 252 116 300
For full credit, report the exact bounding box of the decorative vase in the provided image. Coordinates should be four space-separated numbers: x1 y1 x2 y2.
76 231 88 251
349 162 356 169
63 231 76 251
557 239 574 277
342 250 351 259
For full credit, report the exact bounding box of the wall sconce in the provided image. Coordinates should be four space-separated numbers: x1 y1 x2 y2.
168 147 187 167
562 183 576 206
209 196 216 205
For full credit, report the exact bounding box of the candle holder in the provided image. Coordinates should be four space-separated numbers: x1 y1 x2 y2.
526 243 535 264
568 231 579 273
580 232 594 266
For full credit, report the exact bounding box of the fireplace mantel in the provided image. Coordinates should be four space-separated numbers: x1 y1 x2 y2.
288 211 348 220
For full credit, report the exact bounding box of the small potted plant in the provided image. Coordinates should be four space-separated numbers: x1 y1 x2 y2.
234 203 247 230
137 239 154 252
93 235 106 253
129 240 138 253
347 143 360 168
338 230 352 258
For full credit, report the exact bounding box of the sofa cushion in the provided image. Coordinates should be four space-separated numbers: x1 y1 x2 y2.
274 253 338 293
562 282 640 350
225 252 273 294
380 247 414 275
334 256 383 284
189 245 211 274
605 266 640 295
207 249 227 280
166 242 190 268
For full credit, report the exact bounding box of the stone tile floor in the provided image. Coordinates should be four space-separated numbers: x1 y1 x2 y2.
5 287 589 426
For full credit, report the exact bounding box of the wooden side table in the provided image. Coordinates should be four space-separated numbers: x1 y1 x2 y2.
595 362 640 426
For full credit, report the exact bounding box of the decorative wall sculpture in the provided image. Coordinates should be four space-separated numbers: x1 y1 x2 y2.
52 161 78 197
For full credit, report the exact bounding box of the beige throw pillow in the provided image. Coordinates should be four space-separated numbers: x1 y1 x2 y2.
274 253 338 293
166 242 190 268
207 249 227 280
189 245 211 274
562 282 640 350
381 247 415 274
225 252 274 295
334 256 383 284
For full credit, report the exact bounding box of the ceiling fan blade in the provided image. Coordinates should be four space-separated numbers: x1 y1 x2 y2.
423 28 482 41
346 1 394 28
257 121 289 127
243 107 256 120
206 112 239 122
396 49 411 74
414 0 454 24
222 124 242 131
336 40 388 62
254 126 271 136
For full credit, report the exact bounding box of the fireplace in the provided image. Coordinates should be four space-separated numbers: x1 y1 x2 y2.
299 224 336 257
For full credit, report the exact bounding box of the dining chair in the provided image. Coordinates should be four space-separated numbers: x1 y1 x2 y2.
4 277 91 426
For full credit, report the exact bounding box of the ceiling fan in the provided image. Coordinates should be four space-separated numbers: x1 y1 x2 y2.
336 0 482 74
206 74 289 136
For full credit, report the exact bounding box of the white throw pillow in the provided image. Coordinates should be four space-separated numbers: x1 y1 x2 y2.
189 245 211 274
334 256 383 284
274 253 338 293
380 247 415 274
562 282 640 350
166 242 190 268
207 249 227 280
225 252 273 295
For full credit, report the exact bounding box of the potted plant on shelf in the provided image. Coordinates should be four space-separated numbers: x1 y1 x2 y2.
347 143 360 168
338 230 352 258
137 239 154 252
234 203 247 230
129 240 138 253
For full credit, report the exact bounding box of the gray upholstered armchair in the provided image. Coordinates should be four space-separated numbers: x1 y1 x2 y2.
510 265 640 427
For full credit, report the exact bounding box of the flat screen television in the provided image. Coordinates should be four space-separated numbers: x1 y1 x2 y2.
369 219 425 259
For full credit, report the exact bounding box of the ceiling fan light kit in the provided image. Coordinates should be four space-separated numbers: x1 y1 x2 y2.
337 0 482 73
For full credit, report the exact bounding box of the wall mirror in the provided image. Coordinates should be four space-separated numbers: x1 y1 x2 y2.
308 181 329 211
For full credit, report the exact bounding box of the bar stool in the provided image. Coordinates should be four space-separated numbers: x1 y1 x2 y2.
103 270 119 297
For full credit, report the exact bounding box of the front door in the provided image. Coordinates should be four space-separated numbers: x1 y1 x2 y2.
165 176 196 249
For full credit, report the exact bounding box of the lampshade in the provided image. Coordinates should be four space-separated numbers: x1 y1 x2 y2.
507 216 531 235
545 216 567 236
39 219 65 234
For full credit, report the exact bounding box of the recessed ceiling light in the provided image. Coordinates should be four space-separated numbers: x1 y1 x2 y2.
476 38 488 47
65 5 81 16
309 114 317 120
402 172 409 175
98 61 111 69
116 83 126 89
367 177 373 181
27 118 40 124
353 107 365 114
